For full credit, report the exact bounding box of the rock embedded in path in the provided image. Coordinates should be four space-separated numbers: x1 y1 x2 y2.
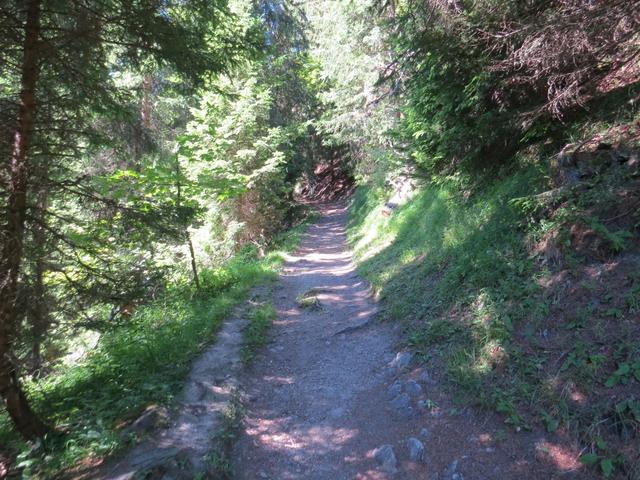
373 444 398 473
390 392 414 417
388 382 402 397
446 459 459 477
407 437 425 462
391 393 410 410
389 351 412 370
419 370 437 385
405 379 422 396
122 404 170 438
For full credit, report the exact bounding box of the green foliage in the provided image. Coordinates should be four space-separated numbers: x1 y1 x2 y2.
304 0 401 181
409 320 464 349
398 45 510 174
1 0 324 454
0 212 311 477
348 169 543 403
605 361 640 388
241 303 277 363
580 438 622 479
587 219 633 253
348 157 640 475
295 288 325 310
205 394 245 479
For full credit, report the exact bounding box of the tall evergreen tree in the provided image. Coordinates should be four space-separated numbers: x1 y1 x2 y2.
0 0 258 440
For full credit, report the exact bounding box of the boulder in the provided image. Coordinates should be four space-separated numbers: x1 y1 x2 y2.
407 437 425 462
373 444 398 473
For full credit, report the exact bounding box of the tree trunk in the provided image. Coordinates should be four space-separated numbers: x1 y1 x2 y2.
141 74 153 129
186 232 201 291
0 0 50 440
174 159 200 290
29 170 50 377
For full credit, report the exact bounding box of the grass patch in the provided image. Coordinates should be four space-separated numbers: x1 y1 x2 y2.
0 213 314 479
203 393 245 479
348 167 546 409
241 303 277 363
295 288 325 310
348 163 640 476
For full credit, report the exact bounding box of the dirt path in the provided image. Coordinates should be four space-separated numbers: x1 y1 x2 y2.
231 202 593 480
232 202 406 479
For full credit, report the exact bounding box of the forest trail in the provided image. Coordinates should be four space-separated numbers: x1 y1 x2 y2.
93 203 596 480
232 203 594 480
232 202 405 479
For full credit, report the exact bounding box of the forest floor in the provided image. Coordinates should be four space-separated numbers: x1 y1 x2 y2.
83 201 603 479
230 202 597 479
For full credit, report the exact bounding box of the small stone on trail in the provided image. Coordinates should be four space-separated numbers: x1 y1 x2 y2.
446 459 459 476
420 428 430 438
452 474 464 480
419 370 436 385
407 437 425 462
405 379 422 396
388 382 402 397
122 405 170 437
373 444 398 473
389 351 412 370
391 393 410 410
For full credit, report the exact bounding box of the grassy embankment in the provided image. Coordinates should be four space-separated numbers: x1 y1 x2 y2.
348 162 640 477
0 213 313 478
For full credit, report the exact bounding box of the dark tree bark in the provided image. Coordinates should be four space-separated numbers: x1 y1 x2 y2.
175 160 200 290
186 232 201 291
0 0 50 440
28 171 50 376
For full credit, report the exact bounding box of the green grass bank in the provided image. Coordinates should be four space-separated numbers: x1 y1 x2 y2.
348 164 640 478
0 216 312 479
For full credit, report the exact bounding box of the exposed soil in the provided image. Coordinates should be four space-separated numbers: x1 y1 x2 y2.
231 203 598 479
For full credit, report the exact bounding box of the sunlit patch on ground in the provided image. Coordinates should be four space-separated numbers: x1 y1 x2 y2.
535 440 583 473
246 417 358 455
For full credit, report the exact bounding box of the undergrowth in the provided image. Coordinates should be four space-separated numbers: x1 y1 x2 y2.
204 392 245 479
0 214 312 479
241 303 277 363
348 163 640 478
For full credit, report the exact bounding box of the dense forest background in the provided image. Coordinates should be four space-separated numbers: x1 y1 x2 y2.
1 0 639 477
